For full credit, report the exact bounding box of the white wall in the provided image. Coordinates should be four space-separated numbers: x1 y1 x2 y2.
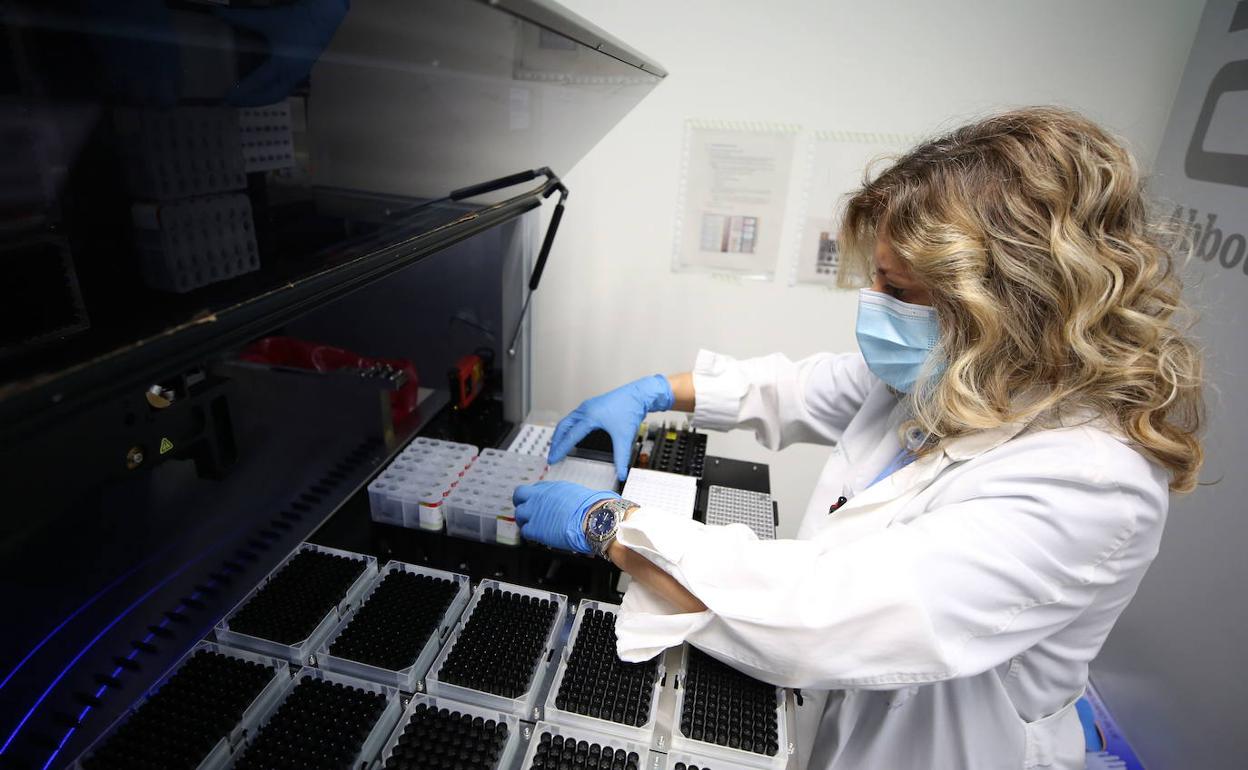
1087 3 1248 767
530 0 1203 536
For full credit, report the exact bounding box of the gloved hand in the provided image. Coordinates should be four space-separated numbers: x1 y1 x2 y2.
548 375 674 481
513 482 617 554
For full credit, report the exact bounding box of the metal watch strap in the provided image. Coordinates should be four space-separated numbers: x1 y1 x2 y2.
586 497 635 559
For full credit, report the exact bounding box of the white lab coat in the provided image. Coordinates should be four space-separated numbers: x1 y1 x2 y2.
614 350 1169 770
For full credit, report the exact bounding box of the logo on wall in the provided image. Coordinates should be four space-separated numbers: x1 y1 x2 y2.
1173 205 1247 272
1185 4 1248 188
1161 0 1248 276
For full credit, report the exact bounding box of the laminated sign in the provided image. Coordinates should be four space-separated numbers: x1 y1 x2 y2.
792 130 917 287
673 120 799 279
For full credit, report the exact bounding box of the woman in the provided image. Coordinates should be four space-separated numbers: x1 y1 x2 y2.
513 107 1204 769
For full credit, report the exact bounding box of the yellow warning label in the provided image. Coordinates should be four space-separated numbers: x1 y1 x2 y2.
159 437 174 455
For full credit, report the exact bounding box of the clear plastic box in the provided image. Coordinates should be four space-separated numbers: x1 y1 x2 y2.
444 486 521 544
238 101 294 173
543 600 665 744
425 579 568 720
368 438 477 530
131 194 259 293
315 561 470 692
669 646 789 769
70 642 290 770
477 446 547 467
230 667 402 769
214 543 378 664
368 468 462 530
506 422 555 457
403 437 479 466
375 693 522 770
113 106 245 200
444 450 545 545
518 720 655 770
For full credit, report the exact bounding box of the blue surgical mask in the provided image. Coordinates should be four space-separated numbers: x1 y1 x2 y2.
855 288 941 393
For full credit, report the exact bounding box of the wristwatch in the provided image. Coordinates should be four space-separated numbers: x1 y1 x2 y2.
584 498 636 559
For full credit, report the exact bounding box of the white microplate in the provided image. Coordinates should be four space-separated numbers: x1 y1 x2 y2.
621 468 698 519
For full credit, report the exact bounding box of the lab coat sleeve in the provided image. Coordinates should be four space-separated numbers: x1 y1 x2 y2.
691 349 877 449
614 431 1167 689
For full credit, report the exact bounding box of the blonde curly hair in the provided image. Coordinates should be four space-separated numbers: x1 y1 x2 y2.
838 106 1205 492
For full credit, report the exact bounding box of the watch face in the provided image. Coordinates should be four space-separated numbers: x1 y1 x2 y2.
588 507 616 539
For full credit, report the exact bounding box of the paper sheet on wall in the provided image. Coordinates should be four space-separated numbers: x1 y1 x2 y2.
792 130 918 286
673 120 799 279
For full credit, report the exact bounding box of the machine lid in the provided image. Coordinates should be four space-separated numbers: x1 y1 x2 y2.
0 0 663 432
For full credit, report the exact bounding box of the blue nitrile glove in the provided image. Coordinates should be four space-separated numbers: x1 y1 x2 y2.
548 375 675 481
216 0 350 106
513 482 617 554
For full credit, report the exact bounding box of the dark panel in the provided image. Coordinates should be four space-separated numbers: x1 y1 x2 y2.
0 1 663 764
0 0 661 431
0 218 524 769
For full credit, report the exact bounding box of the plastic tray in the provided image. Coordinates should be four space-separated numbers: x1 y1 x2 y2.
229 667 402 769
444 451 545 545
518 720 655 770
316 561 470 692
665 750 763 769
476 447 548 471
132 194 259 293
545 457 620 491
669 646 788 770
622 469 698 519
375 692 522 770
425 579 568 720
705 486 776 540
214 543 378 664
397 439 478 484
444 485 523 545
544 600 665 744
368 438 477 530
238 101 294 173
367 469 461 529
70 642 290 770
506 422 556 457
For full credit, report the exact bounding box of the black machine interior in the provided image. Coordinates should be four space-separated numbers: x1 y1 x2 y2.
0 2 784 769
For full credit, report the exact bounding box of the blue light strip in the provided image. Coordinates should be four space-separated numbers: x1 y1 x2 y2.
0 549 234 757
38 589 206 770
2 454 347 763
0 539 186 692
0 487 302 762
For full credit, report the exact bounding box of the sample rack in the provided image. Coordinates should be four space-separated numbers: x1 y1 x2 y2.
71 642 288 770
544 600 664 744
229 667 401 770
669 646 788 769
316 561 470 692
215 543 377 664
519 720 653 770
425 579 568 719
376 692 522 770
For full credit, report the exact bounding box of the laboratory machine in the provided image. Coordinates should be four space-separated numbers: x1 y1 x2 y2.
0 1 791 768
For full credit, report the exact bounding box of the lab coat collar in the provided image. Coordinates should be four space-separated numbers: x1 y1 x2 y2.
832 419 1030 527
940 420 1030 460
